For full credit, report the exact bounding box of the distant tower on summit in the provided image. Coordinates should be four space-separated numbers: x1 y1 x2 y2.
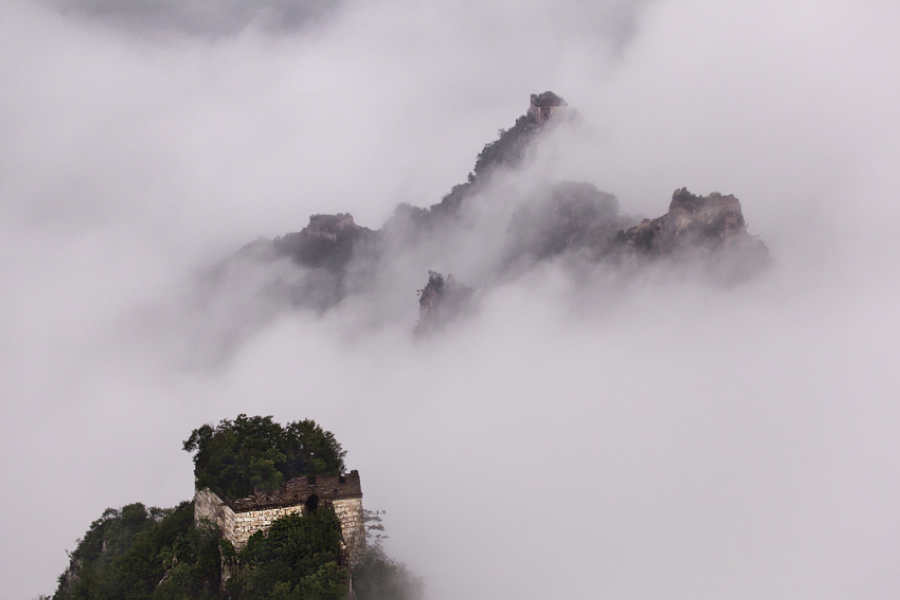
527 91 567 123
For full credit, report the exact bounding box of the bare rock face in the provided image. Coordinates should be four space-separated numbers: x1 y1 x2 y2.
415 271 473 334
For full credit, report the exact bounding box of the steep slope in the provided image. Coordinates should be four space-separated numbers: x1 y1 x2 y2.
206 91 768 332
51 416 421 600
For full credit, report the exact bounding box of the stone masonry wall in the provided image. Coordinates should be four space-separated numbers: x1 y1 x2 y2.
194 488 236 541
230 504 304 548
194 488 365 564
333 497 365 565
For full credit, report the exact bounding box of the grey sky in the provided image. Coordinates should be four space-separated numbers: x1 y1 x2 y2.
2 0 899 598
46 0 341 35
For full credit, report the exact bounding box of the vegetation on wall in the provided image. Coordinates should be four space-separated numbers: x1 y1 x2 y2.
227 508 346 600
51 415 422 599
183 414 346 500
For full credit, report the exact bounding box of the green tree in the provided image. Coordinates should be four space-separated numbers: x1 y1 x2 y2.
51 416 374 600
352 511 424 600
183 414 346 500
53 502 221 600
228 509 347 600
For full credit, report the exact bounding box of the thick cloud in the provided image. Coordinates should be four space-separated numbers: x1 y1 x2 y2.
45 0 340 35
2 0 899 598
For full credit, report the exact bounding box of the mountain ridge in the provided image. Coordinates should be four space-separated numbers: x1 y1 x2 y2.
211 91 768 332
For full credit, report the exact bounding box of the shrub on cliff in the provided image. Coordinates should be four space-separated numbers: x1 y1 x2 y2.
183 414 346 500
227 508 347 600
52 501 348 600
352 545 424 600
52 502 221 600
52 416 415 600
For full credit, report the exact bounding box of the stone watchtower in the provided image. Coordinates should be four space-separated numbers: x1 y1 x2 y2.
194 470 365 565
527 91 567 123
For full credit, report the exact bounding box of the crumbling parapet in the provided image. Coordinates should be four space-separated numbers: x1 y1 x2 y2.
194 470 366 565
194 488 237 540
527 91 567 123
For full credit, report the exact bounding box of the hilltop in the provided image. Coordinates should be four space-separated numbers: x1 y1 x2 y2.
51 416 421 600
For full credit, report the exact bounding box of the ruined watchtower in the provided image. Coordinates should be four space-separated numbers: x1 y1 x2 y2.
194 470 365 565
527 91 567 123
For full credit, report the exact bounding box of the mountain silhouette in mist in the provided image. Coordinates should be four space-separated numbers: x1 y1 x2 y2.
213 91 769 332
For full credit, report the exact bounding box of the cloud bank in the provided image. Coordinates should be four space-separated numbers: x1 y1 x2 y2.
2 0 899 598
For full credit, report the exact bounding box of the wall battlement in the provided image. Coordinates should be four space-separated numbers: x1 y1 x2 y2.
194 470 365 565
229 470 362 512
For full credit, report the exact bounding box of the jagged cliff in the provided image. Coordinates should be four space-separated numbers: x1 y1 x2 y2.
211 91 768 332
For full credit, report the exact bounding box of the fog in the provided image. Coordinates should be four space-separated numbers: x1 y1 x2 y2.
3 0 899 598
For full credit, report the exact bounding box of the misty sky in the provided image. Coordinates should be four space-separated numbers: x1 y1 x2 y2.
3 0 900 598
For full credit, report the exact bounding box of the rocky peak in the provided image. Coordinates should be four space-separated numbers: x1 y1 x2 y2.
614 188 768 279
415 271 473 334
527 90 567 123
305 213 359 239
214 94 770 337
272 212 375 271
668 188 745 236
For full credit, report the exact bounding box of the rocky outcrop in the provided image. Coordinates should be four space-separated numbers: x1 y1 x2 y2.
209 92 769 333
616 188 751 253
415 271 474 334
270 213 377 271
612 188 769 280
385 90 574 233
